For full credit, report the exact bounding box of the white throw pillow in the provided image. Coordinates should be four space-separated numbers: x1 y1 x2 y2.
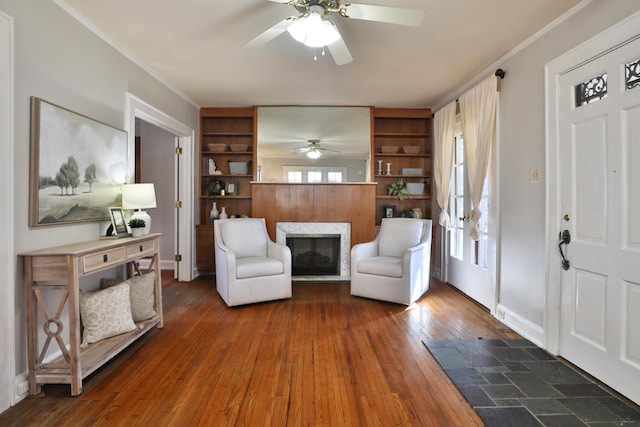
80 282 136 345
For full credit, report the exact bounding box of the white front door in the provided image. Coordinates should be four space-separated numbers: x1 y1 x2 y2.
447 130 494 310
556 35 640 404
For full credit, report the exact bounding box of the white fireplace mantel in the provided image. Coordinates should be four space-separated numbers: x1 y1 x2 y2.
276 222 351 280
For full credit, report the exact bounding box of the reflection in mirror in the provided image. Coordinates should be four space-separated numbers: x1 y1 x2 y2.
256 106 371 183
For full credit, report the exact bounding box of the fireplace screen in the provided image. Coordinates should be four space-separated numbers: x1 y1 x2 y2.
286 234 340 276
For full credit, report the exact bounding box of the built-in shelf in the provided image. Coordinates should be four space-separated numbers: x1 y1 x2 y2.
373 108 433 225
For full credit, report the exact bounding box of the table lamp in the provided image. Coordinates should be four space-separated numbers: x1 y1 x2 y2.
122 183 157 235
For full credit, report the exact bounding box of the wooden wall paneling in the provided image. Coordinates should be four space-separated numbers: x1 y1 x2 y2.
251 183 376 246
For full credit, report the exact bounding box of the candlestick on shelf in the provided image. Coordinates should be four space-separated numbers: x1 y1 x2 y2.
386 163 392 176
377 160 383 175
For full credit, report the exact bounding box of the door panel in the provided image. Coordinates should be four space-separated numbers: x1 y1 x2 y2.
447 133 493 310
558 36 640 404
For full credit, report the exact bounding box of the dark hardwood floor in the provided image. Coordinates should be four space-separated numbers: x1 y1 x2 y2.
1 272 520 426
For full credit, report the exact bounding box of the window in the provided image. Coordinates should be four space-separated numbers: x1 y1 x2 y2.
287 171 302 183
283 166 347 183
575 72 607 106
327 171 343 183
449 134 464 260
307 171 322 183
625 57 640 91
448 132 489 270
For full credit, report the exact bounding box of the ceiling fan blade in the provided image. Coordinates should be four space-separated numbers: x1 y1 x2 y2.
327 35 353 66
291 147 311 153
243 17 295 49
344 3 425 27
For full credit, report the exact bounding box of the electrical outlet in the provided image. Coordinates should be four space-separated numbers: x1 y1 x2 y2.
530 167 541 183
496 309 506 320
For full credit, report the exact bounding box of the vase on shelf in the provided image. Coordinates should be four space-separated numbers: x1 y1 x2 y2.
219 207 228 219
386 163 392 175
209 202 219 224
377 160 383 175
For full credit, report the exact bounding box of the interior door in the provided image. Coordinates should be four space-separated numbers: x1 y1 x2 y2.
557 37 640 404
447 131 493 310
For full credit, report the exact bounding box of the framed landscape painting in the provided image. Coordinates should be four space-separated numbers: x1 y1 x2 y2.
29 97 129 227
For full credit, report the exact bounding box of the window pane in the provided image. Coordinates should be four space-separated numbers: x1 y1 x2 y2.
625 57 640 91
575 72 607 106
307 171 322 183
287 171 302 183
327 171 343 183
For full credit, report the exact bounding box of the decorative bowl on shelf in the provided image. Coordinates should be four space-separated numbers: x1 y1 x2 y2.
402 146 421 154
207 143 226 152
230 144 249 152
381 146 399 154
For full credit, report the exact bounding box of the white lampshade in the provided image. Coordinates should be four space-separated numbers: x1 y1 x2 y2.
287 9 340 48
122 183 157 210
122 183 157 235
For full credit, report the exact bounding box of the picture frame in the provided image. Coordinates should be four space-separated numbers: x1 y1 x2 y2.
29 97 130 227
225 180 238 196
383 205 396 218
108 207 129 237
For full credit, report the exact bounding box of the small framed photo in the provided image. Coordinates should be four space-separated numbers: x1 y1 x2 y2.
383 205 396 218
225 180 238 196
108 207 129 237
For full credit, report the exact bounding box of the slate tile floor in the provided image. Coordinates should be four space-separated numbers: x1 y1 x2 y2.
423 339 640 427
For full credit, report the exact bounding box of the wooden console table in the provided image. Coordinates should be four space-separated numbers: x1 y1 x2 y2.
20 233 163 396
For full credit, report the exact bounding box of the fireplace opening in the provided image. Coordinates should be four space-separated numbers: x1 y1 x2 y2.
286 234 340 276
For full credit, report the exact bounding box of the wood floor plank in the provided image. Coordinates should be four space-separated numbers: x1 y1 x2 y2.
1 273 523 426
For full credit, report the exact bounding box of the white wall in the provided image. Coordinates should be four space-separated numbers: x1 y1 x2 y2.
0 0 199 407
139 120 177 265
438 0 640 343
0 9 14 412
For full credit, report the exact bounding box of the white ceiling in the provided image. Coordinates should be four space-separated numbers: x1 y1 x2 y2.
59 0 585 109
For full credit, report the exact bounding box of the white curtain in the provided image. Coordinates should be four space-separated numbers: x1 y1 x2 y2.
459 75 497 240
433 101 457 230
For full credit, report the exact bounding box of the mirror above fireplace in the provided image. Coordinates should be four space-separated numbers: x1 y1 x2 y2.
256 106 372 182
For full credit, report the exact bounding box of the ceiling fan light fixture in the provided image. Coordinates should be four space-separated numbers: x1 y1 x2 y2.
287 10 340 48
306 149 322 159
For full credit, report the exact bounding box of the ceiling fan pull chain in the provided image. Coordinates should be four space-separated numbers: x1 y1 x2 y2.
314 47 318 61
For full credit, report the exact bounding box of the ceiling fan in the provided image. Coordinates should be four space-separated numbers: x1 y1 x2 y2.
245 0 425 65
291 139 338 159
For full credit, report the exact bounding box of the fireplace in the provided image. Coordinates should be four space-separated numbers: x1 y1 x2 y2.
287 234 340 276
276 222 351 280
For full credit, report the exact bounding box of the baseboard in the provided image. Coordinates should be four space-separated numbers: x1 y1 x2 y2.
14 372 28 404
495 303 545 348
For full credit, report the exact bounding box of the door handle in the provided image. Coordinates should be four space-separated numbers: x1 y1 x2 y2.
558 229 571 270
459 216 470 222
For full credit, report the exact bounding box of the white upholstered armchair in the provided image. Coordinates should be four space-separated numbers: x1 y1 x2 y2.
214 218 292 307
350 218 432 305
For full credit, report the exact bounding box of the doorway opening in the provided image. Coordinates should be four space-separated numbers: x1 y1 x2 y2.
126 93 195 281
